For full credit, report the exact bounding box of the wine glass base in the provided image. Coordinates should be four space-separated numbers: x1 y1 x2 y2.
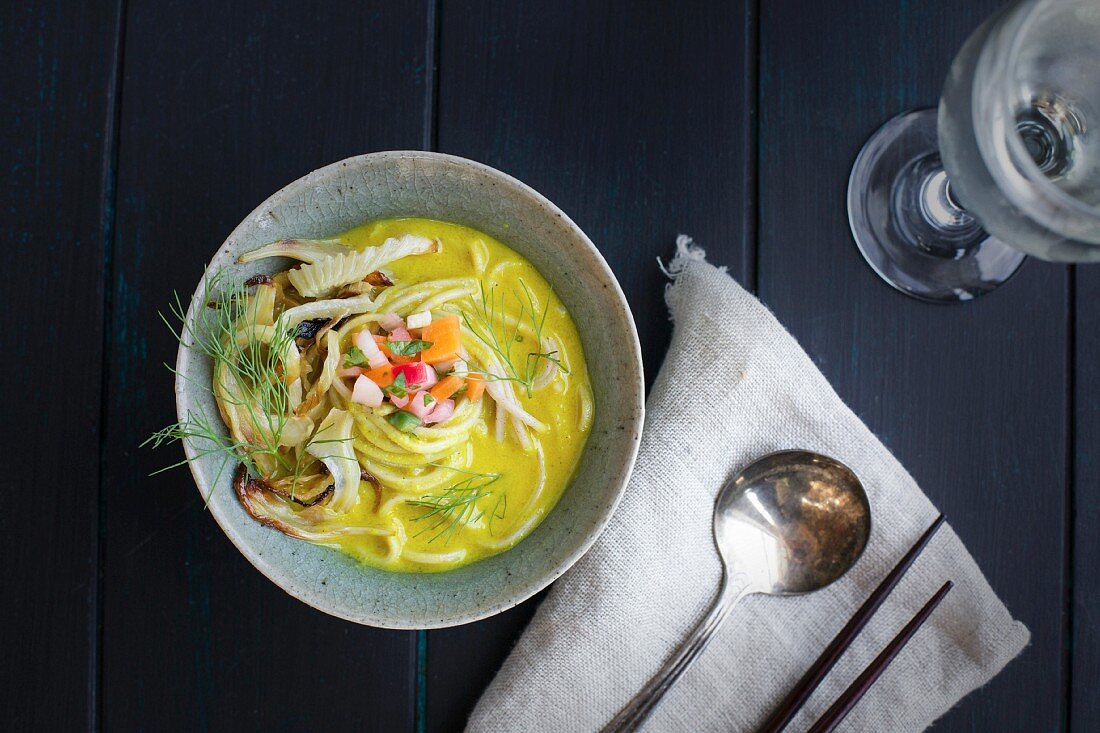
847 108 1025 302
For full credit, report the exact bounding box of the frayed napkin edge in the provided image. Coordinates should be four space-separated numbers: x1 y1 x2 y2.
658 234 720 279
660 234 737 325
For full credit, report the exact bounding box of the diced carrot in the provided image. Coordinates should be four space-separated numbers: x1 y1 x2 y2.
466 373 485 402
429 375 464 402
364 363 395 388
372 334 393 358
420 316 461 364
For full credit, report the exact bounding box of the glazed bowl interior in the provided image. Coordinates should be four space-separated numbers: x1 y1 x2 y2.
175 151 644 628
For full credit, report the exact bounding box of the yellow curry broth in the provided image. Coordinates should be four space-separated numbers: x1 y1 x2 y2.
326 218 592 571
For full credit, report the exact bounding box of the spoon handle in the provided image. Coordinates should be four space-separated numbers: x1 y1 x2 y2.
602 570 753 733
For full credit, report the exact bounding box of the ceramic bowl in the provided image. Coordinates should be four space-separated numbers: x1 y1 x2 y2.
175 151 644 628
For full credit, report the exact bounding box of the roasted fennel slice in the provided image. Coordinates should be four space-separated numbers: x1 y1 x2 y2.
288 234 439 297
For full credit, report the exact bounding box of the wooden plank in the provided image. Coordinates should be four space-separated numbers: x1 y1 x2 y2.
100 2 430 729
759 1 1067 730
1073 265 1099 731
427 1 755 729
0 1 122 728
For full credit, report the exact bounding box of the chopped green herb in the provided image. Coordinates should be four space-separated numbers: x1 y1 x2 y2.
383 372 408 398
387 410 420 432
343 345 368 367
423 393 435 406
387 339 433 356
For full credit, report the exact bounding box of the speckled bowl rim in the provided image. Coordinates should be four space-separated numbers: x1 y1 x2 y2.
174 151 644 628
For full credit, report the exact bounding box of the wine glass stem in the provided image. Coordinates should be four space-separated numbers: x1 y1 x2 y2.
893 154 985 257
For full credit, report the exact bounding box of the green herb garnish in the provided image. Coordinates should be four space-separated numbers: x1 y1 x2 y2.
406 468 504 544
456 279 567 398
387 410 421 432
386 339 433 356
383 372 408 398
423 393 435 406
144 269 314 501
343 345 368 367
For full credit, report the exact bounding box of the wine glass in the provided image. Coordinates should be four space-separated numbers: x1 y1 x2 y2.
848 0 1100 302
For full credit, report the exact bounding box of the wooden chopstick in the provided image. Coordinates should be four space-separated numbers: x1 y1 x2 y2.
807 581 954 733
757 514 946 733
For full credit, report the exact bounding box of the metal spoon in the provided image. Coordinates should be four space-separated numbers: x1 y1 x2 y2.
603 450 872 733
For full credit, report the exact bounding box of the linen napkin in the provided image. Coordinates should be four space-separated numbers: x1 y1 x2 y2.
466 237 1029 732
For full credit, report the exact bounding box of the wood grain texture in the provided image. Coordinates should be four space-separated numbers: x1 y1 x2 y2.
759 1 1068 730
0 1 122 728
10 1 1094 729
427 1 754 729
99 1 430 730
1073 265 1098 732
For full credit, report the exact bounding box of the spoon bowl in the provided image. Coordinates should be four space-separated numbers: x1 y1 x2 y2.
717 450 871 596
605 450 872 732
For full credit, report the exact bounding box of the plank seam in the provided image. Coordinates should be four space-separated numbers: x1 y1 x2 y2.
94 0 129 730
1064 263 1076 732
423 0 442 152
417 1 443 730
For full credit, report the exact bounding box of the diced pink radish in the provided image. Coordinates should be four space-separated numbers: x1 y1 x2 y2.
352 329 389 369
352 329 377 353
389 327 412 342
405 391 436 420
390 392 411 409
378 313 404 332
423 398 455 425
338 366 367 378
351 375 383 407
393 362 438 389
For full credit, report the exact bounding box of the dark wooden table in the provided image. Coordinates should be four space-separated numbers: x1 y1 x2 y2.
5 1 1094 730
